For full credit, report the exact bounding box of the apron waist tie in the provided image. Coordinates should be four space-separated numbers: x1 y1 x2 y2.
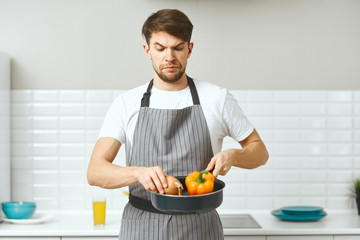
129 194 191 215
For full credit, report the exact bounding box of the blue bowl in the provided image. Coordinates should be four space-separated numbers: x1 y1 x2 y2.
1 202 36 219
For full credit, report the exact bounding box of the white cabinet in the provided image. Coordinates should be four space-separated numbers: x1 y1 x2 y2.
225 236 265 240
0 51 10 204
267 236 333 240
334 236 360 240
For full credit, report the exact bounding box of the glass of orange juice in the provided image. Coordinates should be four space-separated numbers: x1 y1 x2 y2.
92 197 106 229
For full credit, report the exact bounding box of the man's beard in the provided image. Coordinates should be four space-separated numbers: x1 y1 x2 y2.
154 63 185 83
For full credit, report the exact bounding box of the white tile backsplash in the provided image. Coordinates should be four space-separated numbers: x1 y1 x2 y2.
33 170 58 184
355 145 360 155
12 170 32 184
247 184 274 196
11 90 32 102
59 157 85 170
355 92 360 102
274 197 301 208
247 197 274 209
224 183 246 196
59 90 85 102
12 130 32 143
11 103 32 116
355 117 360 128
274 157 302 169
327 117 353 129
247 103 274 115
33 116 58 129
300 117 326 128
327 157 353 169
275 184 301 196
301 184 327 196
33 103 58 116
327 91 352 102
274 91 300 102
302 157 327 169
33 130 58 143
327 171 353 183
327 143 353 155
246 90 274 102
327 103 352 115
274 117 300 129
33 90 58 102
301 197 326 207
274 103 300 116
59 117 85 129
86 103 111 116
12 156 32 169
222 197 247 209
86 90 113 103
300 91 326 102
301 172 326 184
33 157 58 170
327 130 352 142
300 103 326 115
59 103 85 116
327 184 351 196
12 116 32 129
33 185 59 198
33 143 58 156
275 171 301 183
10 89 360 211
354 104 360 115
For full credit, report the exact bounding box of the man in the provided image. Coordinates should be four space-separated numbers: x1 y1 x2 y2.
87 9 268 240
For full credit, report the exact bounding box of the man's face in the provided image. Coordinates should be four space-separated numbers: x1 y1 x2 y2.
144 31 193 83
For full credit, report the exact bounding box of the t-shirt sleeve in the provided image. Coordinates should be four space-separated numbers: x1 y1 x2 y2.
222 90 254 142
97 96 126 144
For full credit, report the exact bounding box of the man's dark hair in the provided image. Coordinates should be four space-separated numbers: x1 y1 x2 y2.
142 9 193 44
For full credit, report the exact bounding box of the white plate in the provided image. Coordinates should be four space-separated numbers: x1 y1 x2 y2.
1 213 54 224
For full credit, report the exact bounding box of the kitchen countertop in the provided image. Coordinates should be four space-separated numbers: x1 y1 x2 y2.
0 209 360 237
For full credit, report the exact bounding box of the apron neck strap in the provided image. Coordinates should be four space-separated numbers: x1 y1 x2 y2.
141 75 200 107
140 80 153 107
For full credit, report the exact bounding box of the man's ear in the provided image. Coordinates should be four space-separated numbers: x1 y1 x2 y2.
143 44 151 59
187 42 194 59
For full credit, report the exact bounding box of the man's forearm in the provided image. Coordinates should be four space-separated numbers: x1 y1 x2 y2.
87 160 139 189
230 140 269 169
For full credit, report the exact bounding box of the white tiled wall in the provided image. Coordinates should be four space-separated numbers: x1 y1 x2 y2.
10 90 360 211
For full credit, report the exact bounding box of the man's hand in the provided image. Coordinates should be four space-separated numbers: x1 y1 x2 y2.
135 166 168 194
206 149 234 178
206 130 268 178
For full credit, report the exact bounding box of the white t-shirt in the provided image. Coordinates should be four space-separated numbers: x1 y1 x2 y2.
98 79 254 161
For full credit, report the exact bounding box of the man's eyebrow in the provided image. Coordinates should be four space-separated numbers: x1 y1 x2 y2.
153 42 186 48
153 42 164 48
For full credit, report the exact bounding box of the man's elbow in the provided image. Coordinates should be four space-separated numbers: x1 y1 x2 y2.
87 168 96 186
260 147 269 166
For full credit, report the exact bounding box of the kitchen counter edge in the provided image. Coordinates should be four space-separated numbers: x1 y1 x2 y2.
0 209 359 237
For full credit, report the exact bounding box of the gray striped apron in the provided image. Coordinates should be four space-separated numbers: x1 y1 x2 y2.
119 76 224 240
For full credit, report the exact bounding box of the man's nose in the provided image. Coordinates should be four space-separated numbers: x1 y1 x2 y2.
165 49 175 61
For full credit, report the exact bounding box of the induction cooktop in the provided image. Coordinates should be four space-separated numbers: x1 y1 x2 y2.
220 214 261 228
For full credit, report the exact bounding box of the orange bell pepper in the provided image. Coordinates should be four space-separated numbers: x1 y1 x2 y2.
185 170 215 195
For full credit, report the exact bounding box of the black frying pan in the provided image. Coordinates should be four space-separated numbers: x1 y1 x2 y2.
150 176 225 214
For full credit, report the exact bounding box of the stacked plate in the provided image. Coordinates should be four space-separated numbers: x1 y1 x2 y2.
271 206 327 221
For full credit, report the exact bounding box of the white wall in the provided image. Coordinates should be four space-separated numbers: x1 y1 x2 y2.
1 0 360 90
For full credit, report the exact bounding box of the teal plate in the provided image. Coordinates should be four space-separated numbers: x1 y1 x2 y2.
271 209 327 222
281 206 323 215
